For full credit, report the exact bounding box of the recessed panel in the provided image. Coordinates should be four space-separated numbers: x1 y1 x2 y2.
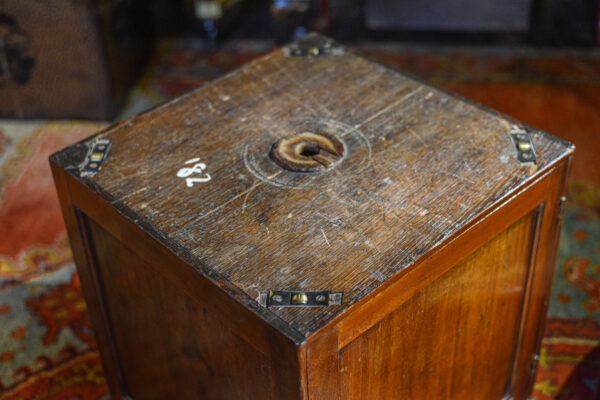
84 216 281 400
339 210 538 399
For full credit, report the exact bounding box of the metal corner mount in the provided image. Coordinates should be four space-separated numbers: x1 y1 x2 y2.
285 34 343 57
510 125 537 165
79 137 112 177
259 290 343 308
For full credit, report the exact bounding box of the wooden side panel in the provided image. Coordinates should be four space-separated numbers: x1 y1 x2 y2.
51 164 306 400
511 158 570 398
81 214 299 400
51 163 126 400
305 161 570 400
338 210 538 399
307 328 340 400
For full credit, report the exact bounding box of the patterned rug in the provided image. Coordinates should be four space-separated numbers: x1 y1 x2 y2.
533 198 600 399
0 121 109 399
0 39 598 399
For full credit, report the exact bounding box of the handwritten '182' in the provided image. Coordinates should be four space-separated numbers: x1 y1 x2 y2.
177 158 211 187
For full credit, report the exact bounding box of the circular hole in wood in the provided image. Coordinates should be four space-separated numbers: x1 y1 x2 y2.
270 131 345 173
297 142 321 157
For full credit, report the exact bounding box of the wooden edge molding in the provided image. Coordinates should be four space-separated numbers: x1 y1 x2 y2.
333 160 568 350
50 163 127 399
51 161 303 355
512 155 572 398
307 328 340 400
506 203 545 395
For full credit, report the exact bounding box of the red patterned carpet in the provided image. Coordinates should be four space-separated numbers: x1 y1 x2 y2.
0 122 109 399
0 40 598 399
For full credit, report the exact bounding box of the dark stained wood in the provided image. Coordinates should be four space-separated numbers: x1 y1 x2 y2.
84 215 299 399
50 34 573 399
52 34 570 337
51 165 306 399
511 158 572 398
50 163 125 400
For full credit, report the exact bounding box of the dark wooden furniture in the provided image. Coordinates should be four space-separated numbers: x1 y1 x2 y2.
51 34 573 399
0 0 152 119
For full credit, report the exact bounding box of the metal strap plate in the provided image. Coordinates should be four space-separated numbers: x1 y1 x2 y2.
80 138 112 177
259 290 343 307
510 125 537 165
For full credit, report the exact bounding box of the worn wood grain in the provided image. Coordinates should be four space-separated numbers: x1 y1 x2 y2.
84 216 301 399
51 34 572 337
339 210 537 399
301 160 570 400
335 162 557 350
52 164 307 399
51 34 573 399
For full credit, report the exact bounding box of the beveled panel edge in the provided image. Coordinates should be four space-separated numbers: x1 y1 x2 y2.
506 203 545 396
512 154 573 398
73 208 132 398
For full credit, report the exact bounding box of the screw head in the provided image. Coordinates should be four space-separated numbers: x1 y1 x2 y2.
517 141 532 152
271 294 283 303
521 152 533 160
291 293 308 305
90 152 104 162
315 294 326 302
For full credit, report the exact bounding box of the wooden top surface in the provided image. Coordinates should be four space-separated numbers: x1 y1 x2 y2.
52 34 573 341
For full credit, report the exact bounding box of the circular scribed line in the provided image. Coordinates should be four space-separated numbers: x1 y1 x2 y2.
242 118 372 190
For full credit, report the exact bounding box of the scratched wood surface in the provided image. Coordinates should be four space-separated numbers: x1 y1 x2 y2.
52 34 572 339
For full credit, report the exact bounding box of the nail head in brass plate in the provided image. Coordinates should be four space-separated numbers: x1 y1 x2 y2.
80 138 112 177
259 290 343 307
286 35 342 57
510 125 537 165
